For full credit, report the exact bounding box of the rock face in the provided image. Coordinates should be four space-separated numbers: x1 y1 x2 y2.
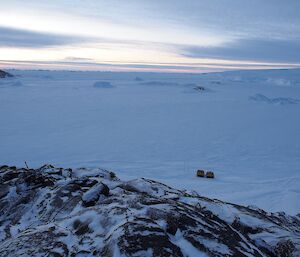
0 70 13 78
0 165 299 257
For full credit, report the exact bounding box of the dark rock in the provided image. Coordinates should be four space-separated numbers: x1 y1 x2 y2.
275 240 295 257
0 165 299 257
73 219 93 235
194 86 206 91
111 217 184 257
23 171 55 187
0 185 9 199
0 70 13 78
109 171 116 179
232 217 263 235
166 214 178 235
1 170 21 183
73 178 98 188
0 165 9 171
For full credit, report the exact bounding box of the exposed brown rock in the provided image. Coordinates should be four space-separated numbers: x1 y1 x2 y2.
0 165 299 257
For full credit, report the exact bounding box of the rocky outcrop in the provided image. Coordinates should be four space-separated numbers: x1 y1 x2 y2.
0 165 299 256
0 70 13 78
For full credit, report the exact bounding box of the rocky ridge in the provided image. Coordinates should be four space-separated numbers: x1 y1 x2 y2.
0 165 299 256
0 70 13 78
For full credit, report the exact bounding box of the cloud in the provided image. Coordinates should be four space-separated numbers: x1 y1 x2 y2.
0 59 214 73
63 57 95 62
0 26 90 48
2 59 299 74
182 38 300 63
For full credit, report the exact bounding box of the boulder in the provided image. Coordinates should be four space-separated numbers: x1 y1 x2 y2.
82 182 109 207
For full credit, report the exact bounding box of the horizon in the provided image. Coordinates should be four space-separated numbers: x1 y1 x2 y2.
3 66 300 75
1 0 300 72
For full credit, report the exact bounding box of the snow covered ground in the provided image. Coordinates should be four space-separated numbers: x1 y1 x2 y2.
1 68 300 214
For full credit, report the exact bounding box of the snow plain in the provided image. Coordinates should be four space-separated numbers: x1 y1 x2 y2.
0 69 299 214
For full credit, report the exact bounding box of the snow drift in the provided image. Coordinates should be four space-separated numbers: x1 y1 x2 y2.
250 94 299 105
93 81 114 88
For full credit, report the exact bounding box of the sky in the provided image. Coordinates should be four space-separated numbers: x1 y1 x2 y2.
0 0 300 73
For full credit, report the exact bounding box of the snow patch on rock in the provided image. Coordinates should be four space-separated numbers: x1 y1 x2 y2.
82 182 109 207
